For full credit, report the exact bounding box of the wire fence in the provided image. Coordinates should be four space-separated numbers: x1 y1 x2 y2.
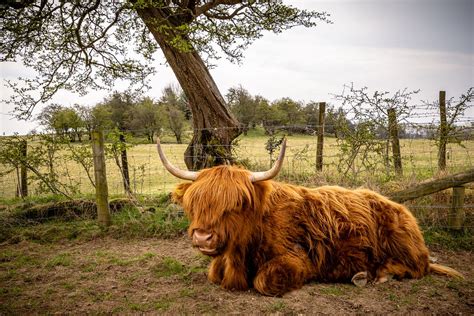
1 121 473 229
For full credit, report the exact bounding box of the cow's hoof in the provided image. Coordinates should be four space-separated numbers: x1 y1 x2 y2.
375 274 393 284
351 271 368 287
284 288 304 298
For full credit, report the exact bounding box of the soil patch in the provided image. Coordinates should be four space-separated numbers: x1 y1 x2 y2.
0 236 473 314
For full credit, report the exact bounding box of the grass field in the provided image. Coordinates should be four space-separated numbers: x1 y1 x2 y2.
1 129 473 199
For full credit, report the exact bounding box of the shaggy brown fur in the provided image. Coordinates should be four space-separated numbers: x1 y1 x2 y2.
173 165 463 296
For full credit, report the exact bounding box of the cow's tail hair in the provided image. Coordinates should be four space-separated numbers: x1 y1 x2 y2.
429 263 464 279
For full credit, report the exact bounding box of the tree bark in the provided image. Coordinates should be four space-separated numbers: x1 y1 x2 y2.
19 139 28 198
175 132 182 144
136 8 241 170
119 133 131 194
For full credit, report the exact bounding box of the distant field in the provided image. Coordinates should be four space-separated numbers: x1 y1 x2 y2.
0 130 473 199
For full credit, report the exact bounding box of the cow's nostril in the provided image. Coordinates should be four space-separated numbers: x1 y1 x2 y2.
193 229 213 244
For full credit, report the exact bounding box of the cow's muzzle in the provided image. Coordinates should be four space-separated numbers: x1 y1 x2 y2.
192 229 219 256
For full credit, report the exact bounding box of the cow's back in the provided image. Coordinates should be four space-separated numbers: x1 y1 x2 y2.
267 184 430 281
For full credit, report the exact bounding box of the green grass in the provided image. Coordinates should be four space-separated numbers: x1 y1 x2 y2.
153 298 173 311
106 252 156 267
151 256 207 282
179 288 196 298
0 250 40 267
423 228 474 251
0 194 188 244
319 285 345 296
151 257 188 278
46 253 73 268
267 301 287 313
120 294 175 312
108 205 189 239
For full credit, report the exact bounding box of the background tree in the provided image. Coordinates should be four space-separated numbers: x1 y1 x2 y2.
37 105 84 142
91 103 113 131
62 108 85 142
159 84 191 143
227 85 257 135
0 136 28 197
325 106 352 137
0 134 77 198
272 97 305 135
255 96 285 136
103 92 135 131
302 102 320 128
37 104 62 133
75 105 96 141
128 97 165 143
165 105 186 144
160 84 191 120
1 1 329 170
99 92 135 194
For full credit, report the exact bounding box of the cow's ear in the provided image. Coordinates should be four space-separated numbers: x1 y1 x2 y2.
172 182 192 205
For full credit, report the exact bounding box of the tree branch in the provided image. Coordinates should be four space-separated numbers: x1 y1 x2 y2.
195 0 243 17
204 3 248 20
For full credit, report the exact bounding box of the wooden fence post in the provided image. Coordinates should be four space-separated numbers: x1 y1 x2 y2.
388 108 402 175
316 102 326 172
19 139 28 197
92 130 111 227
448 186 465 230
438 91 447 171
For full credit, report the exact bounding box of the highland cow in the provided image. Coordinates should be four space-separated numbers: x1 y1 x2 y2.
157 139 462 296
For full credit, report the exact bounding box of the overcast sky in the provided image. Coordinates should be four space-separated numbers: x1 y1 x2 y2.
1 0 473 135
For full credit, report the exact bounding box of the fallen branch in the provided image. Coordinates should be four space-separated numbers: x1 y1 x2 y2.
389 169 474 203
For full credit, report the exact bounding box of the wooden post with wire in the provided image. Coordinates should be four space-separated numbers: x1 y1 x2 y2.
316 102 326 172
438 90 447 171
92 130 111 227
448 186 465 231
388 108 402 176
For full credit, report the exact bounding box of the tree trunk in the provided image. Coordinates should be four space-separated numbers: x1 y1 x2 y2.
119 133 131 194
174 132 183 144
147 132 153 144
136 9 241 170
19 139 28 198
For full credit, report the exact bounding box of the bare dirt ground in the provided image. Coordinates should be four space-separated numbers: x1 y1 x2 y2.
1 235 473 315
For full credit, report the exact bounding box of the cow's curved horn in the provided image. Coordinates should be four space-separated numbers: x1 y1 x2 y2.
156 138 199 181
250 138 287 182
